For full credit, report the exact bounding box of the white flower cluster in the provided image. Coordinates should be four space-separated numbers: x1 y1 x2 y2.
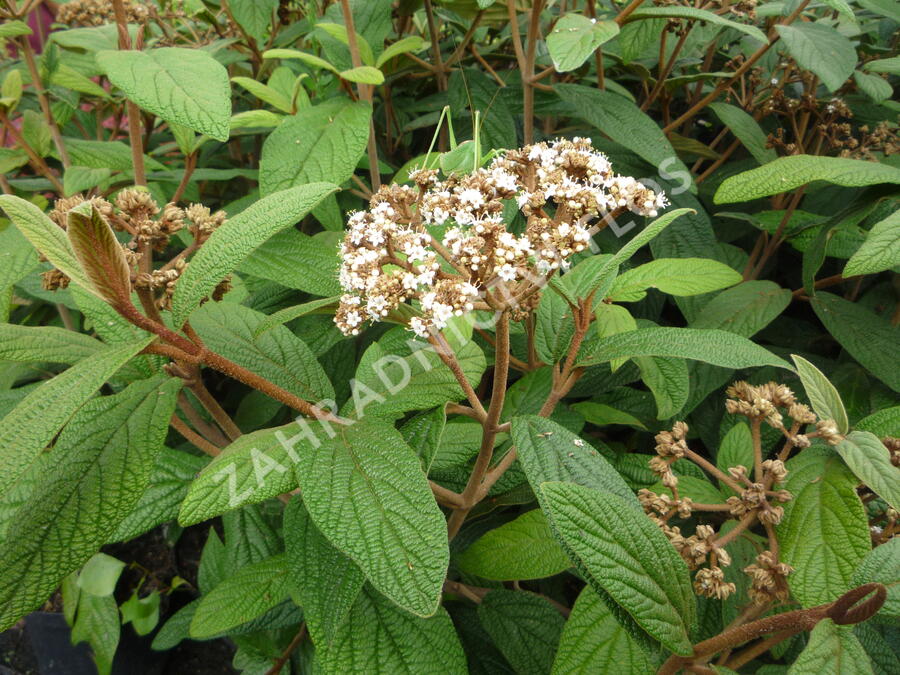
334 138 668 337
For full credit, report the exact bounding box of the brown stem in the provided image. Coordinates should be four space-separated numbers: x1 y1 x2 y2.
663 0 811 133
447 312 511 538
170 413 221 457
615 0 648 25
264 623 306 675
171 152 196 203
125 305 344 422
684 447 745 495
749 187 806 279
428 332 488 420
185 364 242 441
112 0 147 187
339 0 380 190
177 391 231 448
723 629 795 671
431 481 464 508
0 109 64 192
657 583 886 674
751 418 764 482
18 36 70 168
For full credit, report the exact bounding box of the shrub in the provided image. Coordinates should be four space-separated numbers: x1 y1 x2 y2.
0 0 897 673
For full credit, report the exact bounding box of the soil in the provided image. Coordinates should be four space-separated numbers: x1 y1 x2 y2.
0 524 237 675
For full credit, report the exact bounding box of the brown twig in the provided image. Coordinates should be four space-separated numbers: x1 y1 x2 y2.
656 583 886 674
264 623 307 675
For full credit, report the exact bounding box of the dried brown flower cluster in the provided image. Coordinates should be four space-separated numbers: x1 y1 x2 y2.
43 190 227 310
759 88 898 158
654 0 757 19
335 138 667 337
55 0 152 27
638 380 844 603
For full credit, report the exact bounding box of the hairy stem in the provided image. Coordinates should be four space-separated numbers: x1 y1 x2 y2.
447 311 511 538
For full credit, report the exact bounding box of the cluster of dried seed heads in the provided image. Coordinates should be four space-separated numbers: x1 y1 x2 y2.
43 190 228 310
638 381 846 603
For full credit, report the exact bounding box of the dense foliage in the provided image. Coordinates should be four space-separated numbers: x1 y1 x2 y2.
0 0 898 673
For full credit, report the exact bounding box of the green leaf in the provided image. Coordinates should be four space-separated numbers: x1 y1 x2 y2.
318 585 466 674
120 589 160 636
179 423 302 524
858 0 900 21
707 102 777 165
864 56 900 75
0 324 102 364
635 355 690 419
836 431 900 511
71 592 119 675
579 327 791 370
400 406 446 473
0 338 153 500
95 47 231 141
851 538 900 619
253 296 339 336
231 76 293 113
315 22 376 67
77 553 126 597
478 590 565 675
341 339 485 421
0 224 38 290
552 587 651 674
228 0 278 42
339 66 385 85
259 100 371 196
572 401 647 430
0 195 96 296
853 71 893 103
811 293 900 393
856 407 900 438
170 182 337 327
691 281 792 335
775 23 857 92
717 422 754 477
63 137 166 172
376 36 428 68
67 202 132 305
0 20 32 38
778 448 871 607
844 210 900 277
284 499 364 647
293 420 449 617
263 48 339 73
511 415 639 508
788 619 874 675
191 301 333 403
0 376 180 631
556 85 692 187
240 230 341 297
64 166 112 197
605 208 696 271
458 510 571 581
594 303 636 372
609 258 741 302
628 7 767 43
792 355 848 433
534 289 575 364
546 14 619 72
540 482 695 655
714 155 900 204
650 475 725 505
112 448 207 542
190 554 291 638
560 253 618 305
